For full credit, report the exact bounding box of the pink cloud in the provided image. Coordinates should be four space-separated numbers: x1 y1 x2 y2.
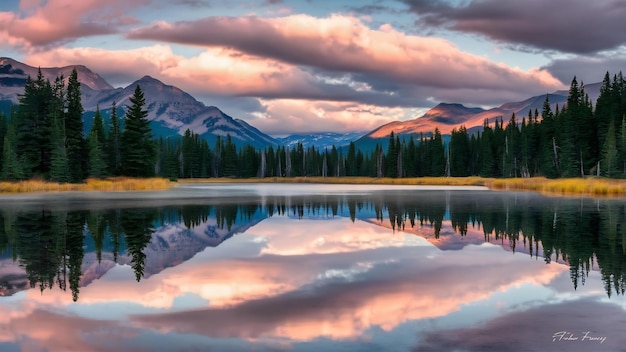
250 99 417 135
0 0 144 49
127 14 565 95
20 13 569 134
130 241 566 341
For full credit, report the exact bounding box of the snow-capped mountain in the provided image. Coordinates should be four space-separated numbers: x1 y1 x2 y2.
0 58 277 148
84 75 277 148
275 131 368 150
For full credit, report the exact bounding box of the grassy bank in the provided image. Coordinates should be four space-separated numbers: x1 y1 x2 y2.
2 176 625 197
490 177 626 197
0 177 172 193
178 176 491 186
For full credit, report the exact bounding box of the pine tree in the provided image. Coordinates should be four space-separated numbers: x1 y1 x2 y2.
449 126 470 176
601 118 620 178
121 85 155 177
539 95 559 178
222 135 238 177
49 116 70 183
65 68 86 182
87 109 108 179
503 113 521 177
0 113 7 169
480 122 496 177
346 141 357 176
91 106 106 146
385 132 398 177
87 135 107 178
430 128 445 176
595 72 615 147
1 124 24 180
107 101 122 175
16 70 55 177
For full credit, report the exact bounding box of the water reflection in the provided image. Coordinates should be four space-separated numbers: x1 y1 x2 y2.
0 187 625 351
1 191 625 300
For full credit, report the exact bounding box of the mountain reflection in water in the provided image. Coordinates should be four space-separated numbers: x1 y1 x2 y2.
0 186 625 351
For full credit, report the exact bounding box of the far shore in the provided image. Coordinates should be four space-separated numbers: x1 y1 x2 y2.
1 176 626 198
177 176 626 197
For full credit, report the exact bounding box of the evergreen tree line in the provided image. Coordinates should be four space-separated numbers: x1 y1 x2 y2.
0 68 155 182
447 72 626 178
2 70 625 181
155 72 626 180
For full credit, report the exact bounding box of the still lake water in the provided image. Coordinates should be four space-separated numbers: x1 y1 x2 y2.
1 183 626 352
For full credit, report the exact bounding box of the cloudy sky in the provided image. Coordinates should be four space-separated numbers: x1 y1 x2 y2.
1 0 626 135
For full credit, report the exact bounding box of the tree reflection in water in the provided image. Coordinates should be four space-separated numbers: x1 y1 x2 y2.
0 191 624 300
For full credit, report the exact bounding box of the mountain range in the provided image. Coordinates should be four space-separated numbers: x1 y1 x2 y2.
0 57 601 150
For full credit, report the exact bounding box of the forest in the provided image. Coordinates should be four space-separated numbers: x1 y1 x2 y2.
1 69 625 181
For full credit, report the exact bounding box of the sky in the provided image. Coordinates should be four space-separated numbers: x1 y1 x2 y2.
1 0 626 136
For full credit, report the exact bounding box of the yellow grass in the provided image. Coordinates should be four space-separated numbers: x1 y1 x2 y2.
0 177 172 194
178 176 492 186
2 176 625 197
489 177 626 197
178 176 491 186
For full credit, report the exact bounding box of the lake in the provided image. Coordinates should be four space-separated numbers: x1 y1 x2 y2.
1 183 625 352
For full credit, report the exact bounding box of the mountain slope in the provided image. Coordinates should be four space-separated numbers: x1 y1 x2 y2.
362 91 577 143
0 57 113 103
0 58 277 148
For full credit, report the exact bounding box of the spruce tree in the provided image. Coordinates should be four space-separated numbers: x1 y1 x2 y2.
107 101 122 175
449 126 470 177
87 135 107 178
430 128 445 176
121 85 155 177
88 107 108 178
65 68 86 182
91 106 106 146
16 70 54 177
0 113 6 169
49 116 70 183
386 132 398 177
601 119 620 177
1 124 24 180
539 95 559 178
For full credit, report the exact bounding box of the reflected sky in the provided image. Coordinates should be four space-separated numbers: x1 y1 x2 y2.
0 184 625 351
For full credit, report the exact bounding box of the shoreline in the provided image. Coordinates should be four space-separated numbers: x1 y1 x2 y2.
176 176 626 197
0 176 625 198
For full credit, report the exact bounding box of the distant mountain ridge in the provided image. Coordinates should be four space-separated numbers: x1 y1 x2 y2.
0 58 277 148
0 57 605 151
276 131 368 150
357 85 602 152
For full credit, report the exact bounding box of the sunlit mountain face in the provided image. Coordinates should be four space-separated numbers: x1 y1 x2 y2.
1 184 625 351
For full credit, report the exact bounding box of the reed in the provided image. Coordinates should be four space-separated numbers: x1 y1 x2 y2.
0 177 172 193
489 177 626 196
2 176 625 197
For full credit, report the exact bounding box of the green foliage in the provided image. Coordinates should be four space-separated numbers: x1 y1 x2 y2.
16 70 55 177
1 123 24 181
121 85 155 177
3 70 626 182
449 126 470 177
49 116 70 183
88 135 108 178
107 101 122 175
65 68 86 182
